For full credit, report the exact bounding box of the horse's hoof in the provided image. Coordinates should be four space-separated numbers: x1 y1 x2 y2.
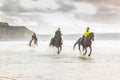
29 44 31 47
88 55 90 57
83 54 86 55
36 44 38 46
57 52 60 54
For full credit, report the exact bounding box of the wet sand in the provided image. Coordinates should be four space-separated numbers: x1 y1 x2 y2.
0 41 120 80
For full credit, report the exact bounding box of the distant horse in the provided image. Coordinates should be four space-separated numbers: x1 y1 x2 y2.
29 38 38 47
49 37 62 54
73 32 94 56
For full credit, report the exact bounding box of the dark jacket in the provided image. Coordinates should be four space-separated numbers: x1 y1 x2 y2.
32 34 37 40
55 30 61 38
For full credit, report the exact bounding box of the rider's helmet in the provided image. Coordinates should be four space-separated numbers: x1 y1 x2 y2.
33 32 36 35
87 27 90 30
58 28 60 30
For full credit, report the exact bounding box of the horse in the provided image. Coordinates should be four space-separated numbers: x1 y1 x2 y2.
73 32 94 56
49 37 62 54
29 38 38 47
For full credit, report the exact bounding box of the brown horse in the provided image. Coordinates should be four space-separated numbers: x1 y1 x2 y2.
73 32 94 56
49 37 62 54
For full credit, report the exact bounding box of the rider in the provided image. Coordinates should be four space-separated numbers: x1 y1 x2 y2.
31 33 38 45
54 28 62 44
81 27 91 42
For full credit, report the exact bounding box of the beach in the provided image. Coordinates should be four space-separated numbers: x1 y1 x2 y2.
0 40 120 80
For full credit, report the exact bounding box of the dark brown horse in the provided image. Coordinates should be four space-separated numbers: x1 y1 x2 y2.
49 37 62 54
73 32 94 56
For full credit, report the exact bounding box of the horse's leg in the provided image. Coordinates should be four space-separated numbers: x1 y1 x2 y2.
88 46 92 56
60 45 62 51
78 43 81 53
57 47 60 54
83 47 87 55
59 47 61 54
35 40 37 45
33 39 35 45
35 40 38 46
82 46 84 52
29 40 32 47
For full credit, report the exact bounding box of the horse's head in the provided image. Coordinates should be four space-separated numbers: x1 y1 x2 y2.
89 32 94 41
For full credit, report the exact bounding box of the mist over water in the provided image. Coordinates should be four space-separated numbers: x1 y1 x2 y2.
37 33 120 41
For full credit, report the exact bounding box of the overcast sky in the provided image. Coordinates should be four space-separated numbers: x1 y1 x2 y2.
0 0 120 34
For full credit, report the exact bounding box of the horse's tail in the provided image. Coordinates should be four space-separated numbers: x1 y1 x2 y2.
49 38 54 47
29 39 32 47
49 39 52 47
73 41 78 50
29 39 36 47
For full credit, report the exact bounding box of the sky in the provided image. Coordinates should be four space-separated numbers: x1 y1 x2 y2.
0 0 120 34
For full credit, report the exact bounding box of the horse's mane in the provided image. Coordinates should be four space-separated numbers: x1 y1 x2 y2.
85 32 94 43
88 32 94 37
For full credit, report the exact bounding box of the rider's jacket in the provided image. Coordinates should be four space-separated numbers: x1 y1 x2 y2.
55 30 61 38
83 30 91 37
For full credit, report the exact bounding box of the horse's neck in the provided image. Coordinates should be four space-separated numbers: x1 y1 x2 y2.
85 36 91 42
